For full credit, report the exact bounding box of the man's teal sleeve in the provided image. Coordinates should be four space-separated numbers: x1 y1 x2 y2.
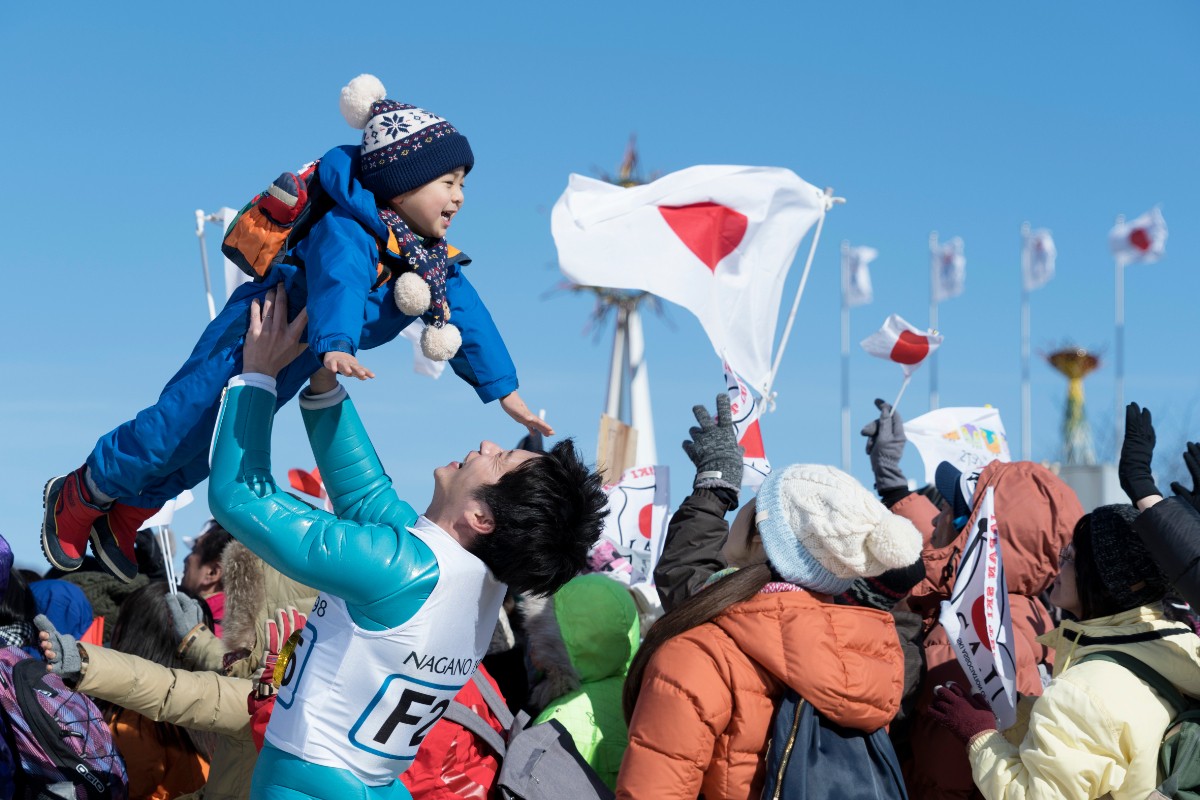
208 381 435 624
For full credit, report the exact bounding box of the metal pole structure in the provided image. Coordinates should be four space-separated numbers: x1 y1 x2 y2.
195 210 217 321
605 304 629 420
1020 222 1032 462
1114 214 1126 456
929 231 939 411
840 241 851 472
626 304 657 466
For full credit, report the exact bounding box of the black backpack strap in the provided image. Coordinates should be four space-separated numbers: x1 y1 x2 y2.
443 700 509 758
1076 650 1189 716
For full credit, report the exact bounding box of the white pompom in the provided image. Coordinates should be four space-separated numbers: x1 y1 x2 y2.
421 323 462 361
393 272 431 315
866 514 923 571
340 74 388 129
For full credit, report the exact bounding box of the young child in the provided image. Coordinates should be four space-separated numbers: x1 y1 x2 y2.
42 74 551 584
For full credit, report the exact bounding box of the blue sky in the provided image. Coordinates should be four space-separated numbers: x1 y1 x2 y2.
2 2 1197 571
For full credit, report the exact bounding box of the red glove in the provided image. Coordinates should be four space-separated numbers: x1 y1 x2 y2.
927 682 997 745
259 607 307 688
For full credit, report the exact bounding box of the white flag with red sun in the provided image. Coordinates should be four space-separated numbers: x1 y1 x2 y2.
938 487 1018 730
590 465 670 585
860 314 943 378
288 466 334 512
1110 206 1167 265
723 362 771 490
552 165 827 396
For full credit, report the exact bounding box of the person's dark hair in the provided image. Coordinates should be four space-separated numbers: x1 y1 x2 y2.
192 522 234 567
1070 515 1118 620
134 529 168 582
622 563 773 723
469 438 606 597
0 568 37 627
106 582 212 753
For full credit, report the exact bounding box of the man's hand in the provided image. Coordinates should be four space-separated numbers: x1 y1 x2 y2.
500 391 555 437
244 284 309 379
323 351 375 381
1119 402 1161 504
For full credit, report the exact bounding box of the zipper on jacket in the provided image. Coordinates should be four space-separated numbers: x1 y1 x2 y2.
771 697 804 800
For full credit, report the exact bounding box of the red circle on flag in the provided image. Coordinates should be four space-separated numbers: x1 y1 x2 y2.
971 595 994 652
638 504 654 538
889 330 931 365
1129 228 1151 252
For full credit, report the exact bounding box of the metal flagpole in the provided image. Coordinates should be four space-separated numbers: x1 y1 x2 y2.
626 305 657 466
840 241 851 472
764 188 844 405
195 210 217 321
1114 214 1127 453
605 305 629 420
1020 223 1032 461
929 231 939 410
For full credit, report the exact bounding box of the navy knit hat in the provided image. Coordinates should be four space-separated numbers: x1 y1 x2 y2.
1083 504 1169 611
339 75 474 201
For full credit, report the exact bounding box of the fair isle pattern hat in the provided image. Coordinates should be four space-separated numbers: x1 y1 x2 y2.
755 464 923 594
340 75 475 201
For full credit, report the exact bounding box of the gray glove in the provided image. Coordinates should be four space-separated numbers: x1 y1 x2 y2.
861 398 908 492
682 394 743 493
165 593 205 641
34 614 82 684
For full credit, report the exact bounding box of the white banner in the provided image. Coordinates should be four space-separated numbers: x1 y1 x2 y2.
939 487 1018 730
845 245 877 308
589 465 670 585
723 362 771 490
904 406 1011 486
143 490 195 529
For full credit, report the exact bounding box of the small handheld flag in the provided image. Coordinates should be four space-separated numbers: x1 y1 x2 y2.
861 314 943 415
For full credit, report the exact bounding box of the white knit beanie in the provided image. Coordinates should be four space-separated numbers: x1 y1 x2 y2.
755 464 922 593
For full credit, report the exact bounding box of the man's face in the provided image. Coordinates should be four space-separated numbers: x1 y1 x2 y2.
432 440 539 511
386 168 466 239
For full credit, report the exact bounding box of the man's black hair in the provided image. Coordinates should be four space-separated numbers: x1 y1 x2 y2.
469 438 606 597
192 521 235 567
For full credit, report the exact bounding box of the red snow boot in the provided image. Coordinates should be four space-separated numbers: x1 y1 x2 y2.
91 502 159 583
41 467 109 572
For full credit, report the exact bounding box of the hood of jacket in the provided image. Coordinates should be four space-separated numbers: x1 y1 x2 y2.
712 590 903 730
1040 605 1200 696
316 144 390 241
220 541 318 678
911 460 1083 618
523 574 640 712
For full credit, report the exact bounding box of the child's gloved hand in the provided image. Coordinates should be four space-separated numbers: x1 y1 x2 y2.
501 391 555 437
323 352 375 381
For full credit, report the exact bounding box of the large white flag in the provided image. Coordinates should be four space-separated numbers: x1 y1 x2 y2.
723 362 771 490
904 406 1011 486
845 245 877 307
938 487 1018 730
1110 206 1167 265
1022 229 1056 292
552 166 827 396
932 236 966 302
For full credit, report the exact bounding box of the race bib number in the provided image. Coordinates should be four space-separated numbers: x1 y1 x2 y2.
348 674 461 761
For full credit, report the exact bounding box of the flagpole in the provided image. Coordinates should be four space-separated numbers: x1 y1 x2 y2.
1020 222 1032 462
891 374 913 417
840 241 851 472
929 231 939 411
605 305 629 420
764 188 843 403
1114 214 1126 455
195 209 217 321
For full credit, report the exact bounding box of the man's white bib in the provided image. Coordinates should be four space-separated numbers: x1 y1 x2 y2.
264 517 505 786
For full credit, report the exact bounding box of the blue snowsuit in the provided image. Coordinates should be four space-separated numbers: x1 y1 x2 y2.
87 145 517 508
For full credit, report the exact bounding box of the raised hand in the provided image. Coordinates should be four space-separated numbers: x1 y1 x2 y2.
244 284 310 378
1170 442 1200 513
500 391 555 437
682 394 743 494
1119 402 1161 504
861 398 908 493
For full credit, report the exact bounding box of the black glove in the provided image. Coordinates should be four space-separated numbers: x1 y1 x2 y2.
861 398 908 492
1170 442 1200 513
682 394 743 495
34 615 83 684
1119 402 1160 504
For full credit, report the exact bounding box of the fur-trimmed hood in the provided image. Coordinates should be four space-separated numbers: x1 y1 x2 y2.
521 574 640 713
219 541 318 678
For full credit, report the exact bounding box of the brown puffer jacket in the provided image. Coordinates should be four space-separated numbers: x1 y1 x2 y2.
894 460 1083 800
616 589 904 800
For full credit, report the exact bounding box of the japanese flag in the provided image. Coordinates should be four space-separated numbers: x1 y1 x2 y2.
845 245 877 308
1022 229 1056 292
288 466 333 512
552 165 827 396
593 466 670 585
932 236 966 303
860 314 943 377
723 362 771 490
1110 206 1167 265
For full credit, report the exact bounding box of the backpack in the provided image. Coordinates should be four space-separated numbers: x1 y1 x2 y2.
221 160 335 283
442 672 615 800
759 688 908 800
0 647 128 799
1077 650 1200 800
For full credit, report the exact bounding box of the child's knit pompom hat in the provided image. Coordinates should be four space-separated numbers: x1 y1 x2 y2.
340 74 474 201
755 464 923 595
